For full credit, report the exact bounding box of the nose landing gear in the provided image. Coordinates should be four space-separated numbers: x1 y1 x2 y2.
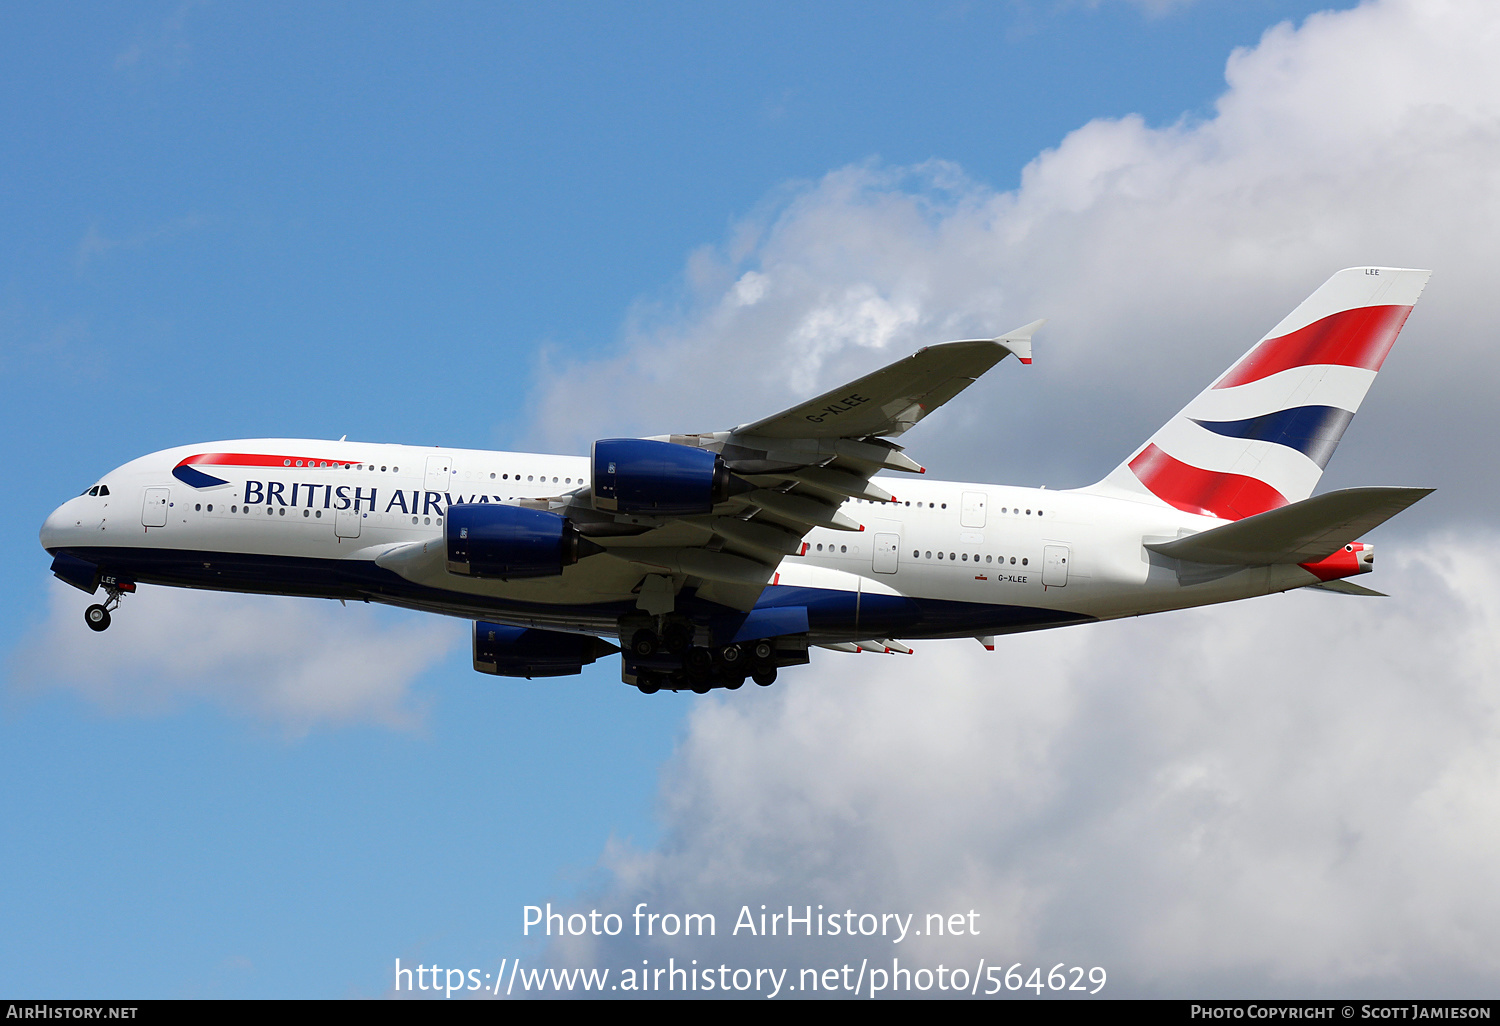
83 579 134 632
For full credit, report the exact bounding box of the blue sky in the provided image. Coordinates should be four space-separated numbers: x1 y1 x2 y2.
13 0 1500 999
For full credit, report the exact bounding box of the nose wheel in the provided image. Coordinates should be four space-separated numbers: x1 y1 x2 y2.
83 582 132 632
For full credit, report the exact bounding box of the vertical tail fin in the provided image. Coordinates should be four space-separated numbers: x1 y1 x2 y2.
1084 267 1431 520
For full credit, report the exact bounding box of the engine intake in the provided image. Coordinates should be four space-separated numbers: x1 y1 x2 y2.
592 438 737 515
473 622 620 678
446 503 601 579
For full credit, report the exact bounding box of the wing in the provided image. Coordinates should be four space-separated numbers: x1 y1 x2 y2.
735 323 1043 439
549 323 1042 612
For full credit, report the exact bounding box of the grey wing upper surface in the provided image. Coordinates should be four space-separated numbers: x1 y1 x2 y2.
549 322 1044 611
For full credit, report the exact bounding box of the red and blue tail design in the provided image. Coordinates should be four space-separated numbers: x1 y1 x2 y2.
1087 267 1430 521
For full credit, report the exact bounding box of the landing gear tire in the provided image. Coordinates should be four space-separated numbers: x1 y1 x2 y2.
662 622 692 654
752 667 777 687
691 680 713 695
724 675 745 691
685 647 714 677
85 604 111 632
637 679 660 695
631 629 660 658
750 640 774 664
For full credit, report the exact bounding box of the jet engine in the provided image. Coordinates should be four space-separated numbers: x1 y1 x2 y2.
446 503 601 579
592 438 738 515
472 622 620 677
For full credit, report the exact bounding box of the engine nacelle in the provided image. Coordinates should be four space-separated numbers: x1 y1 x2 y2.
473 622 620 678
592 438 736 515
446 503 599 579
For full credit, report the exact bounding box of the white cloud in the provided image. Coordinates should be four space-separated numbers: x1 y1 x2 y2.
10 579 460 735
525 0 1500 996
553 533 1500 995
522 0 1500 512
113 1 199 73
76 213 209 271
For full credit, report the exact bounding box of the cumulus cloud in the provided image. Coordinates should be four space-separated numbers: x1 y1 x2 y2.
10 579 460 734
550 533 1500 995
524 0 1500 996
523 0 1500 516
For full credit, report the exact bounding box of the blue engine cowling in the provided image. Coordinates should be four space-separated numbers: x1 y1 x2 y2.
592 438 736 515
473 622 620 677
446 503 601 579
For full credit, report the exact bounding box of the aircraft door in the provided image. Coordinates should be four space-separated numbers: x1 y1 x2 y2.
873 533 900 574
1043 544 1070 587
142 487 169 528
335 507 362 539
961 491 987 529
424 455 453 493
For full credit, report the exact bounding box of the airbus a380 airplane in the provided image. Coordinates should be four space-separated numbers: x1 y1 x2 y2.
40 267 1432 694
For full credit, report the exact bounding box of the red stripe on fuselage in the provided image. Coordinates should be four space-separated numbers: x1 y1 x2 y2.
1128 443 1289 521
1214 305 1413 390
177 452 364 470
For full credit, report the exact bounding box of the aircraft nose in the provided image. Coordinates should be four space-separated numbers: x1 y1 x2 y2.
40 498 82 553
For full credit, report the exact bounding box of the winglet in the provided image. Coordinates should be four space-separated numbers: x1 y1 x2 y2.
994 319 1045 366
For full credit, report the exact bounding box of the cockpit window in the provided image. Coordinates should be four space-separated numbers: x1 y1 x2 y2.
98 485 109 496
88 486 99 496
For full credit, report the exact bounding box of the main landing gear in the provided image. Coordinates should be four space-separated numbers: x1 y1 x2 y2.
83 580 134 632
624 624 799 695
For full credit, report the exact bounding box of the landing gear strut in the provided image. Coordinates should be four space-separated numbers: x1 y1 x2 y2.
84 581 132 633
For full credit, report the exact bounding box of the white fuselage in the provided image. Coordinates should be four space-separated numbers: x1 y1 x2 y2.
40 438 1333 643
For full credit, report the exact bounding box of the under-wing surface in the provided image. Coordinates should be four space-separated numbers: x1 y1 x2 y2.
41 268 1431 693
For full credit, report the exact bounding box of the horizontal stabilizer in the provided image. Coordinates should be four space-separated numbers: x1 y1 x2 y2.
1309 579 1388 597
1145 486 1432 565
